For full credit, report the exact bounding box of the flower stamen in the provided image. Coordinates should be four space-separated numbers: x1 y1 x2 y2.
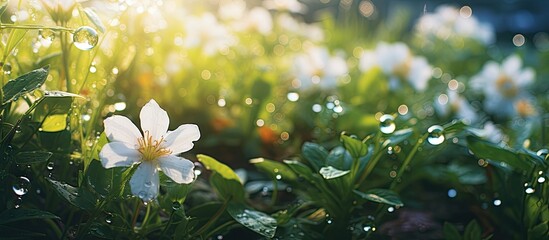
137 131 172 161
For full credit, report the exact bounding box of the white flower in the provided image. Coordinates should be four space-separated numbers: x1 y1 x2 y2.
415 5 494 45
264 0 306 13
99 99 200 202
359 42 432 91
434 90 478 124
183 13 236 55
293 45 348 89
470 55 535 117
230 7 273 35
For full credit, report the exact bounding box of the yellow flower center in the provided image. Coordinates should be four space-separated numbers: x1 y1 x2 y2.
496 74 518 98
137 131 172 162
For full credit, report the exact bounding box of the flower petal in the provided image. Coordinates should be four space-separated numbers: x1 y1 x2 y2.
104 116 142 145
99 142 140 168
140 99 169 140
163 124 200 154
158 155 195 184
130 162 159 202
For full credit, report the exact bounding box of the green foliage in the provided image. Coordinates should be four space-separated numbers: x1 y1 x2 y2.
2 66 49 104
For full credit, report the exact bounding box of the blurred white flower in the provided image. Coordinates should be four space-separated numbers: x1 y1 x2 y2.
264 0 306 13
230 7 273 35
470 55 535 118
275 14 324 42
475 121 505 144
218 0 247 20
183 13 236 55
100 99 200 202
415 5 494 44
434 90 478 124
294 45 348 89
360 42 432 91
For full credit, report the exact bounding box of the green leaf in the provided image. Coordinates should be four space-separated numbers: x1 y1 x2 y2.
443 222 462 240
2 66 49 104
319 166 349 179
83 8 106 33
283 160 317 183
227 202 277 238
528 221 548 240
463 220 482 240
250 158 297 181
40 114 67 132
340 134 368 158
0 225 46 239
443 120 468 134
466 136 533 172
0 209 59 225
197 154 245 202
15 151 53 164
32 91 83 122
382 128 413 148
301 142 328 171
326 146 352 170
354 189 404 207
47 178 95 210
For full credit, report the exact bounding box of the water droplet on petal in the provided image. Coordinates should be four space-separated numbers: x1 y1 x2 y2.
73 26 99 50
144 181 152 188
193 162 203 176
427 125 445 145
380 114 396 134
12 176 30 196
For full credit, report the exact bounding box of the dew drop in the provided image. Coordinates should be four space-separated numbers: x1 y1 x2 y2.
12 176 30 196
144 181 152 188
193 162 203 176
172 201 181 210
387 207 395 212
3 63 12 75
537 177 546 183
73 26 99 50
39 29 55 43
525 187 535 194
46 162 54 171
379 114 396 134
275 174 282 180
105 213 113 224
493 199 502 206
536 149 548 158
427 125 445 145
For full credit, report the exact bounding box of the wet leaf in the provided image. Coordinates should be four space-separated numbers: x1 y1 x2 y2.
227 203 277 238
197 154 244 202
250 158 297 181
443 222 462 240
2 66 49 104
0 209 59 225
47 178 95 210
382 128 413 148
340 134 368 158
301 142 328 171
463 220 481 240
467 136 534 172
354 189 404 207
15 151 53 164
319 166 349 179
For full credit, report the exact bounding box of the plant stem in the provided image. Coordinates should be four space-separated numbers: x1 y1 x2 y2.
203 220 237 240
131 199 141 230
271 177 278 206
389 133 428 190
160 210 175 239
0 24 74 32
192 197 231 237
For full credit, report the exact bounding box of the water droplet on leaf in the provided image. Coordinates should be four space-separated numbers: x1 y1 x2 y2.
12 176 30 196
379 114 396 134
73 26 99 50
427 125 445 145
